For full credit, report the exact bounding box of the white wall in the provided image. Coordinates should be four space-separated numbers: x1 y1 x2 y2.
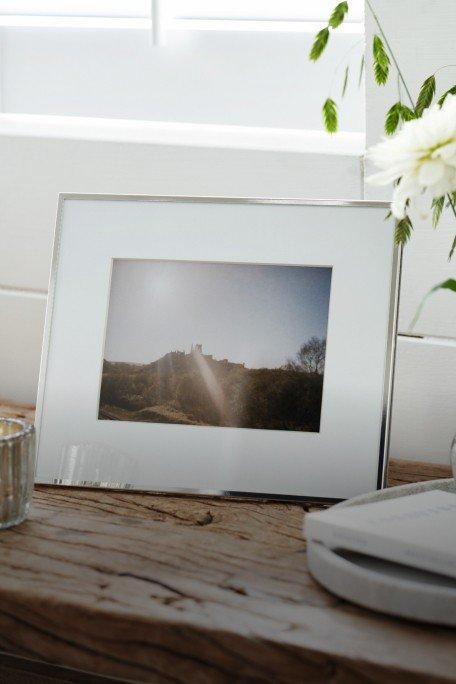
391 337 456 464
0 290 46 403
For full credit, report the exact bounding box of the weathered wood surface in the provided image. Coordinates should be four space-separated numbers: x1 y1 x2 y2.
0 401 454 683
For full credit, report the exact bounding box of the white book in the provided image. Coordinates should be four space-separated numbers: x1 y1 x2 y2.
305 490 456 580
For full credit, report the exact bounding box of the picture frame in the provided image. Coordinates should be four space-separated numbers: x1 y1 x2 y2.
35 194 399 503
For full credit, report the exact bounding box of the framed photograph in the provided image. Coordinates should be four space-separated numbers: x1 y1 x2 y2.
35 195 399 502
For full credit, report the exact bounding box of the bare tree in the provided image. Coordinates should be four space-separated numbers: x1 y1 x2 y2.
286 337 326 375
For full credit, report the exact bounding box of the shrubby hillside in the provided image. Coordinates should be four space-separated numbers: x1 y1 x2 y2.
99 339 325 433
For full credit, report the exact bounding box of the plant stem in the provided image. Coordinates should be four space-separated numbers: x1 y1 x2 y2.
397 72 402 103
365 0 415 108
434 64 456 75
447 195 456 261
329 38 364 93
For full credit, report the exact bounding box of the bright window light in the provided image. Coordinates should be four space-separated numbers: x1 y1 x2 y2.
0 1 149 17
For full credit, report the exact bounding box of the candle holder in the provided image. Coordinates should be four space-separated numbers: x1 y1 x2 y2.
451 434 456 482
0 418 35 529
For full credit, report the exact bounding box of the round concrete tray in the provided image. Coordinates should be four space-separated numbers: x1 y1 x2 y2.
307 477 456 626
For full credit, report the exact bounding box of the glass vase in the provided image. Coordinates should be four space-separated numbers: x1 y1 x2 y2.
0 418 35 529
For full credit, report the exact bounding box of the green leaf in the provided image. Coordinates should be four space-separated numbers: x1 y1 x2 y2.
415 75 436 116
410 279 456 329
373 35 390 85
358 54 365 88
329 1 349 29
385 102 401 135
384 102 417 134
373 60 388 86
438 84 456 107
309 27 330 61
399 104 416 122
432 196 445 228
448 194 456 259
341 65 349 97
449 234 456 261
322 98 338 133
436 278 456 292
395 215 413 245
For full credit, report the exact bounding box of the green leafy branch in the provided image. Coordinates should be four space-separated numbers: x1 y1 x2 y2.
309 1 456 259
309 2 348 62
384 102 415 135
309 3 455 143
415 75 436 116
394 216 413 246
309 1 456 328
308 2 350 132
372 34 389 85
322 98 338 134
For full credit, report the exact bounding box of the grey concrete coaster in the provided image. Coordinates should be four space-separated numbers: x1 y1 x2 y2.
307 477 456 626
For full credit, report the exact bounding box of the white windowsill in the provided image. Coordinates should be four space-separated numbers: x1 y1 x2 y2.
0 114 365 156
0 16 364 34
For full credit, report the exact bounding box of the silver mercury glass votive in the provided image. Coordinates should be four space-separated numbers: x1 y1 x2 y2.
0 417 35 529
451 434 456 482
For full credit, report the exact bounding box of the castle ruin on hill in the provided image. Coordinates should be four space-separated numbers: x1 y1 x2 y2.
165 344 244 368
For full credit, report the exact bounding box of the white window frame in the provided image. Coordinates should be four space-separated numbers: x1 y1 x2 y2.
0 1 364 37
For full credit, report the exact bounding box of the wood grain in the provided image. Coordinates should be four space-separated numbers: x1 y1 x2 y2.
0 402 454 683
0 401 36 424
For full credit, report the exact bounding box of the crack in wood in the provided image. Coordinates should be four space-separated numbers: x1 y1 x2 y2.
116 573 187 598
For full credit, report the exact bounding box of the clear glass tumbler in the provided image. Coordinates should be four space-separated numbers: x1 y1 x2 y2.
0 418 35 529
451 434 456 481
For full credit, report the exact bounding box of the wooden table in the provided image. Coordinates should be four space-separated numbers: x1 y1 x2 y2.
0 401 454 683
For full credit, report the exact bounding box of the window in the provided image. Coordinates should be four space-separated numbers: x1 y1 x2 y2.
0 1 365 133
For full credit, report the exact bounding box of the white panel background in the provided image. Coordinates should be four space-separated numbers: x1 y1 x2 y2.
390 337 456 465
0 130 363 292
0 26 364 132
0 291 46 403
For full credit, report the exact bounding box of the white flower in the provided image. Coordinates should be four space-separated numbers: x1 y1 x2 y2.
366 94 456 219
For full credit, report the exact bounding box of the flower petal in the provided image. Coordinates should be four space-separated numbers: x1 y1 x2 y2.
391 175 421 219
366 95 456 207
433 141 456 163
417 159 445 186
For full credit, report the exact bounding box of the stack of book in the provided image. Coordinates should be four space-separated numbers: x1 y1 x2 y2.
306 490 456 580
305 490 456 624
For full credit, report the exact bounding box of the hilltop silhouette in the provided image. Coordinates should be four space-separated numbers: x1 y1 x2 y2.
99 340 325 432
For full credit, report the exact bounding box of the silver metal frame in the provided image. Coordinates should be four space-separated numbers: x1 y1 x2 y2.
35 194 399 504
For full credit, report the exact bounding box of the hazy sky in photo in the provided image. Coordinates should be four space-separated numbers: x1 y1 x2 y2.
104 259 332 368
